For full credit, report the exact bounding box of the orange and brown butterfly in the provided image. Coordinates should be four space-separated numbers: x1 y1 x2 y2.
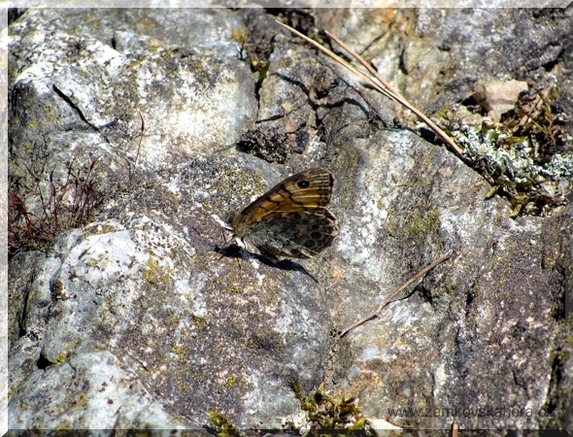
229 168 339 262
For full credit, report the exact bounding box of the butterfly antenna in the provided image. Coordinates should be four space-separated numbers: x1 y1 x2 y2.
216 226 228 260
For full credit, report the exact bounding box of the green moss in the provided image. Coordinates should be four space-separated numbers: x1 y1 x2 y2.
86 222 124 235
171 345 184 356
436 103 449 120
207 411 242 437
56 352 68 363
388 206 441 245
54 419 74 431
142 253 173 286
65 392 88 410
231 28 247 45
75 393 88 409
26 288 38 306
223 284 244 294
191 314 209 329
292 381 374 436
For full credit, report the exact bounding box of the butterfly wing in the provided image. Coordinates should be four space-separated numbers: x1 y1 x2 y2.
243 209 338 259
232 168 338 259
235 168 333 226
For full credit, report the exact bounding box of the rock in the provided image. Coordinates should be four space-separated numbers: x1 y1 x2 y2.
9 350 203 430
473 79 529 122
7 7 572 434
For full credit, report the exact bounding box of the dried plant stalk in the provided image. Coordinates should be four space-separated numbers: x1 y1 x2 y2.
276 20 464 158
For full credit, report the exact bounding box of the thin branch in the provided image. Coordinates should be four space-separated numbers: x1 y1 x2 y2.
324 30 402 103
324 30 463 158
338 254 451 338
275 20 395 101
276 20 464 158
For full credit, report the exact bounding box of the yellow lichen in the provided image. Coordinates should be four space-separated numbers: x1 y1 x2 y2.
142 253 173 286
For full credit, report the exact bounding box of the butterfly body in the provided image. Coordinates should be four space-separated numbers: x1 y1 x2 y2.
231 168 338 261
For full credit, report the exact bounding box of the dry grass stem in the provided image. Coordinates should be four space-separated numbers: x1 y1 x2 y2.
276 20 464 158
339 254 451 338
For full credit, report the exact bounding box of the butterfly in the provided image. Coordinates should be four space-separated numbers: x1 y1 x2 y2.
230 168 339 262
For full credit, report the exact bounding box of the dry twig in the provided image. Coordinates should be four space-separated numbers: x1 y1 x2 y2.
275 20 464 158
339 254 451 338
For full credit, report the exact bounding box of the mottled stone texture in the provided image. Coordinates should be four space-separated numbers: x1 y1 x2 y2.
8 7 572 433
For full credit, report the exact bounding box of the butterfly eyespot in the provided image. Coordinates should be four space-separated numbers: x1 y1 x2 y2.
232 168 338 260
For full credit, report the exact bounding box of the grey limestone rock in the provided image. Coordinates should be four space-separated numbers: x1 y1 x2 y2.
7 7 573 434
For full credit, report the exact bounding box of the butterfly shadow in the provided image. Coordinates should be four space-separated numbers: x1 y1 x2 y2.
215 244 318 283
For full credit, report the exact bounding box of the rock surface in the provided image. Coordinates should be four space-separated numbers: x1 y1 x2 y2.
7 7 573 433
